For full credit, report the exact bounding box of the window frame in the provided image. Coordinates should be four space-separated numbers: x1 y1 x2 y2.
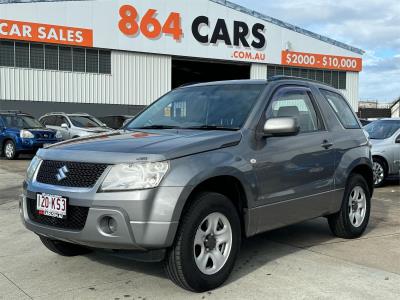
262 85 326 135
320 88 360 129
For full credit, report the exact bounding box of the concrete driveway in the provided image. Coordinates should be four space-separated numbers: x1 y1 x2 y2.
0 157 399 299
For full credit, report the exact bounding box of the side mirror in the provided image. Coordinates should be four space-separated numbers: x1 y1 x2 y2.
263 117 300 137
61 123 69 129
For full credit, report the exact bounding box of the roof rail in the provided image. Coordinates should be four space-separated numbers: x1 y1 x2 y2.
268 75 333 87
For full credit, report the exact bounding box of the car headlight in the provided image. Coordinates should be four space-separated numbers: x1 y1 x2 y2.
55 131 63 139
26 156 42 181
20 130 34 139
101 161 169 191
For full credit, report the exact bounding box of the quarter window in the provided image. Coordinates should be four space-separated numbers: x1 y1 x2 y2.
267 89 321 133
321 90 360 129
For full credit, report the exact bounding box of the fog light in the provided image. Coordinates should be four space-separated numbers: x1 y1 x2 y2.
108 217 118 233
100 216 118 234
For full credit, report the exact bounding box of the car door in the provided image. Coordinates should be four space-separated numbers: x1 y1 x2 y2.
250 86 336 233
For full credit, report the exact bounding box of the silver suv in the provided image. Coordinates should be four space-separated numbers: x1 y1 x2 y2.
22 78 373 292
364 118 400 186
39 112 111 140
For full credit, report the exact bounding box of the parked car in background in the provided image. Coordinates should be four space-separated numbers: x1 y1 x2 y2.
22 78 373 292
98 115 135 130
364 118 400 186
0 111 61 160
39 112 111 140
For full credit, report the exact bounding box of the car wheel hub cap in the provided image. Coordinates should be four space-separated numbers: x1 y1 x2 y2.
5 144 14 157
373 162 384 185
194 212 232 275
348 186 367 228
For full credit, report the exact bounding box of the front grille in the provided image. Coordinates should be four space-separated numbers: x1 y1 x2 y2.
27 198 89 230
36 160 108 188
35 132 55 140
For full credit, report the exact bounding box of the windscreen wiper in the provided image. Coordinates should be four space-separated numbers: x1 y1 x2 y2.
184 125 239 131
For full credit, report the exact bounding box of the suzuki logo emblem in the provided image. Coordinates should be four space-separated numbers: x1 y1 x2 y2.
56 166 69 181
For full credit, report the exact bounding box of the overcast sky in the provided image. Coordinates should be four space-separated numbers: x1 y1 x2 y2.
235 0 399 103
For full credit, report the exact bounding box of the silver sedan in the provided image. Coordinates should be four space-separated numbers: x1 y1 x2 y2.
364 118 400 186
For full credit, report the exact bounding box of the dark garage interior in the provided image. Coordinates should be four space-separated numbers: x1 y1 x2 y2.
172 58 251 88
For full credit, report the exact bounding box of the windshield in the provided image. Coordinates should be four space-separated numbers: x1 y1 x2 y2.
69 116 104 128
364 120 400 139
2 115 44 129
127 84 264 130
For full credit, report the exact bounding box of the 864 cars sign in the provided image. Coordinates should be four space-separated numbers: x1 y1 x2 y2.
0 0 362 68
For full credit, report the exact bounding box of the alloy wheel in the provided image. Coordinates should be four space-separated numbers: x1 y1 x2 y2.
373 161 384 185
348 186 367 227
193 212 233 275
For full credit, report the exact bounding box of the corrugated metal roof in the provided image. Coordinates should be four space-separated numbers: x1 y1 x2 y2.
0 0 364 55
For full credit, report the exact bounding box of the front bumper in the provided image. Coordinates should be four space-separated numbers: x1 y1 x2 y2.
21 181 182 250
17 139 60 152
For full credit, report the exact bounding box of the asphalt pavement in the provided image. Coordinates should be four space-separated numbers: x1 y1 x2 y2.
0 156 399 299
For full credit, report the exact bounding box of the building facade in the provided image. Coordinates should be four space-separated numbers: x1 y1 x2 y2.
0 0 364 117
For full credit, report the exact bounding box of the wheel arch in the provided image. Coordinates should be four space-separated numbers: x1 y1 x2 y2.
178 175 250 238
349 163 374 197
372 155 389 175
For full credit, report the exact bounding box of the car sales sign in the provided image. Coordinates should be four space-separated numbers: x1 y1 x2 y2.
0 0 362 70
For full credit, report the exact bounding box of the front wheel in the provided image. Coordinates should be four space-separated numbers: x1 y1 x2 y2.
328 174 370 238
164 192 241 292
4 140 18 160
372 158 387 187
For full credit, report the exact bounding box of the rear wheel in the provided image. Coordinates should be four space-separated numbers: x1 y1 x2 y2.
372 157 387 187
164 192 241 292
328 174 370 238
39 236 92 256
4 140 18 160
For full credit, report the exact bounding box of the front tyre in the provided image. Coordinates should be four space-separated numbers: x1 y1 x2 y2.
4 140 18 160
164 192 241 292
328 174 370 238
372 158 387 187
39 236 92 256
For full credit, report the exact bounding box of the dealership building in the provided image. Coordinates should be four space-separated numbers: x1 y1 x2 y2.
0 0 364 117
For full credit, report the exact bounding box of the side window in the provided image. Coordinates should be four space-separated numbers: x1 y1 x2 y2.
266 89 321 133
60 116 69 126
0 117 4 127
42 116 55 126
52 116 64 127
321 90 360 129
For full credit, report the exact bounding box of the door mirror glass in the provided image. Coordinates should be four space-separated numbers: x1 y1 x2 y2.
263 117 300 136
61 123 69 129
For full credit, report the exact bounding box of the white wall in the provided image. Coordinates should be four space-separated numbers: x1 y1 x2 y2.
392 101 400 118
250 64 268 80
340 71 359 112
0 51 171 106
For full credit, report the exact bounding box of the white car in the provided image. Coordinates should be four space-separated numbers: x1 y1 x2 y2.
40 112 111 140
364 118 400 186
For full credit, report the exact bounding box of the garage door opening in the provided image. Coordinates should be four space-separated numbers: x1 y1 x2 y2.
172 58 251 88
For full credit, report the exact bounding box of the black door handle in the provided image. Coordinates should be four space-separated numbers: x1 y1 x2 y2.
321 140 333 149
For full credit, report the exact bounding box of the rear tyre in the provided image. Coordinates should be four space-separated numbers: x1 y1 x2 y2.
372 157 387 187
164 192 241 292
39 236 92 256
328 174 370 238
4 140 18 160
